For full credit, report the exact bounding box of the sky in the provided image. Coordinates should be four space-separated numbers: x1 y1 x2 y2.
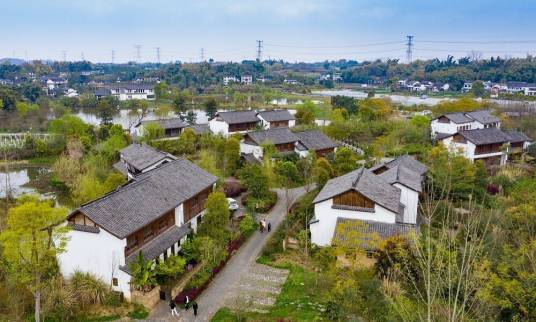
2 0 536 63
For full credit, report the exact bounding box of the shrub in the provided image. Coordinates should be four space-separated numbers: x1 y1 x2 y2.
127 303 149 319
238 214 257 237
70 271 109 307
223 177 244 197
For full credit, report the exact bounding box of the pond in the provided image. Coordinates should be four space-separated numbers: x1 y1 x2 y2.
0 165 59 200
311 89 454 106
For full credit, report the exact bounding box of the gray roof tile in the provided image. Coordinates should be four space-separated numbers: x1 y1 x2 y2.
214 110 260 124
313 167 401 214
378 165 423 192
442 112 473 124
245 128 298 145
72 158 217 238
120 144 177 171
465 110 501 124
459 128 509 145
258 109 295 122
370 155 428 177
333 217 417 249
141 118 187 130
503 130 531 143
294 130 338 151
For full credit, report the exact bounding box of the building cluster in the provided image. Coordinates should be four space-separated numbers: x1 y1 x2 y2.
431 110 532 166
60 150 218 300
310 155 427 248
398 80 450 92
93 83 155 101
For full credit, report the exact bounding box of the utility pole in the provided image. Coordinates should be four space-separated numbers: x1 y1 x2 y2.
111 50 115 64
156 47 161 63
406 35 414 63
134 44 141 63
256 40 263 61
200 48 205 62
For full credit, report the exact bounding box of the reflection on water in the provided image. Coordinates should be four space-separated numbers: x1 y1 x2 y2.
312 89 452 106
0 166 54 199
73 109 210 128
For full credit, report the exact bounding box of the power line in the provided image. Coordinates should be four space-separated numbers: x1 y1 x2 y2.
263 41 403 48
406 35 414 63
256 40 263 61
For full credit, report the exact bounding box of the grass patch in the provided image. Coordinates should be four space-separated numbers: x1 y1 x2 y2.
79 314 121 322
212 265 326 322
27 155 58 165
126 304 149 320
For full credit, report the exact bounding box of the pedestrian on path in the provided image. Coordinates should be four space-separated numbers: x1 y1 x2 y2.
259 220 264 233
192 301 199 316
267 222 271 232
169 299 179 317
184 295 190 310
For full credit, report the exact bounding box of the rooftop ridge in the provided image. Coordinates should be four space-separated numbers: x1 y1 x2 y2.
352 167 364 188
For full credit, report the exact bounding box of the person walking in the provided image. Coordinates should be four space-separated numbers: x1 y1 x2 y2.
184 295 190 310
192 300 199 316
259 220 264 233
169 299 179 317
267 222 271 232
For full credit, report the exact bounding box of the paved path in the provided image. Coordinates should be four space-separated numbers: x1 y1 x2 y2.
147 187 307 322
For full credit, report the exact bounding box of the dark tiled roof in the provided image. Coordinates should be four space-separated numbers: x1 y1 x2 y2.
123 225 191 271
215 110 260 124
442 112 473 124
370 155 428 177
94 88 111 96
112 161 128 176
68 223 100 234
465 110 501 124
458 128 509 145
120 144 177 171
313 167 401 214
258 109 295 122
241 153 261 164
294 130 338 151
142 118 187 130
72 158 217 238
503 130 532 143
245 128 298 145
435 132 451 140
378 165 422 192
187 124 211 135
333 217 417 249
109 83 154 90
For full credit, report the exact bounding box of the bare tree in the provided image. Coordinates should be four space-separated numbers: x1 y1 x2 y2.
469 50 483 63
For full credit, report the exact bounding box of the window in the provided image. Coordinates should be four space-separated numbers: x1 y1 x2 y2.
144 226 153 239
112 278 118 286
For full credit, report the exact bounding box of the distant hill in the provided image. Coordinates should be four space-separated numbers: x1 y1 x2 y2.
0 58 26 65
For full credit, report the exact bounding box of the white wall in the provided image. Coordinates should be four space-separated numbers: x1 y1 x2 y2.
289 120 296 128
240 142 263 159
394 183 419 225
58 227 131 299
310 198 397 246
442 137 506 164
209 119 229 136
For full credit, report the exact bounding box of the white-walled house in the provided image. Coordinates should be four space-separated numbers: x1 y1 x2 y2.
240 128 298 159
257 110 296 129
431 110 501 139
59 159 217 301
241 75 253 85
109 83 155 101
294 130 338 158
310 155 427 247
208 111 260 136
133 118 188 139
113 144 177 180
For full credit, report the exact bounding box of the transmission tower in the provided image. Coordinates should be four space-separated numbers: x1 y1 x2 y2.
406 35 414 63
200 48 205 62
134 44 141 62
81 52 85 61
156 47 161 63
62 50 67 61
111 50 115 64
256 40 263 61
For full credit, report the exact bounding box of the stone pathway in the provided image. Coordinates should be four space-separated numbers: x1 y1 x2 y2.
146 187 307 322
224 263 289 314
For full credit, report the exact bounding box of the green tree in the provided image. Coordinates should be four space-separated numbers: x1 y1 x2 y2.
142 122 164 142
333 147 358 176
97 99 114 125
129 252 156 291
177 127 197 154
197 191 230 243
204 97 218 120
471 80 486 97
223 138 240 177
0 196 69 322
295 100 316 125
